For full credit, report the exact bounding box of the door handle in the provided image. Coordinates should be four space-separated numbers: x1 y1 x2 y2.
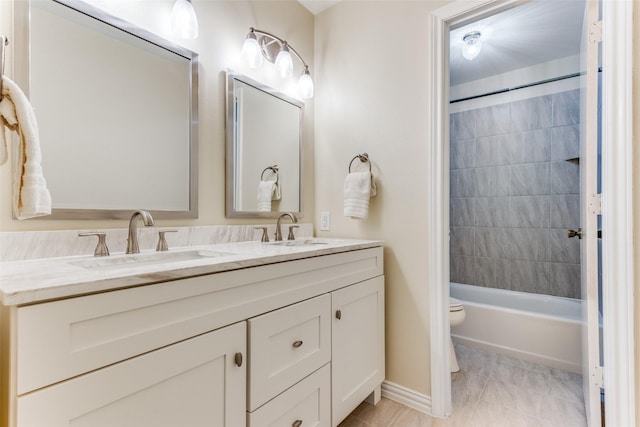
567 228 583 239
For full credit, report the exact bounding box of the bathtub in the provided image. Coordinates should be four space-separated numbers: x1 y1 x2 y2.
450 282 583 373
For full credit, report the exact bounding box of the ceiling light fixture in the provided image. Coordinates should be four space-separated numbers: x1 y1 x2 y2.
171 0 199 39
241 27 314 99
462 31 482 61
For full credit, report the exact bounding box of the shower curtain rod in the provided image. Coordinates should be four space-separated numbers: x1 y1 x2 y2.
449 67 602 104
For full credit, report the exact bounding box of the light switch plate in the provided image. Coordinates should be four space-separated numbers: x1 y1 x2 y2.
320 211 331 231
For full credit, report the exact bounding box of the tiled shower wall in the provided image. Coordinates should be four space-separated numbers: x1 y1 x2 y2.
449 89 581 298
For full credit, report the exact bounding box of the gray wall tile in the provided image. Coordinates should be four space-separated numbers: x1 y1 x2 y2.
476 166 510 197
474 227 509 258
451 110 476 141
511 163 550 196
476 135 513 167
550 161 580 194
511 260 550 294
550 195 580 228
476 104 511 137
550 263 581 298
451 197 476 227
549 228 580 264
552 90 580 126
476 197 510 227
451 169 477 198
520 129 551 163
451 255 475 285
450 89 581 298
450 138 476 170
551 125 580 161
451 226 475 256
510 95 553 132
510 196 550 228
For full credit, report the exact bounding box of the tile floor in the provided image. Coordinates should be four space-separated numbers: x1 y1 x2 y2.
338 343 587 427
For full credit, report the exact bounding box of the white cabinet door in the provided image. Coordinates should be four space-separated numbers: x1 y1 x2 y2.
331 276 385 427
16 322 246 427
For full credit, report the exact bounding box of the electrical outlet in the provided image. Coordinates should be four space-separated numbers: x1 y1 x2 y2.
320 211 331 231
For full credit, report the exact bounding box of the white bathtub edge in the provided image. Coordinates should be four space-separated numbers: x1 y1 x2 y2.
451 334 582 374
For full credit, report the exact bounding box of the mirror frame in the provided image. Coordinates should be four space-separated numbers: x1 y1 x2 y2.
225 70 304 219
14 0 199 220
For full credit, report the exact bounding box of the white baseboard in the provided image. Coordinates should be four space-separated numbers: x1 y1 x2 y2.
381 381 432 415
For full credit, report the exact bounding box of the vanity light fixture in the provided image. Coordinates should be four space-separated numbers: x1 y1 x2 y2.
462 31 482 61
241 27 314 99
171 0 199 39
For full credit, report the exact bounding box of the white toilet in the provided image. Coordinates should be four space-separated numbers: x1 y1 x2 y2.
449 297 466 372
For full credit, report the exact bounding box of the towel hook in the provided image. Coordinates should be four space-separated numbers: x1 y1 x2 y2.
261 165 279 184
348 152 371 173
0 35 8 100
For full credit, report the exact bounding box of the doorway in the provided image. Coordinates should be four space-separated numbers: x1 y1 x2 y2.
426 1 634 426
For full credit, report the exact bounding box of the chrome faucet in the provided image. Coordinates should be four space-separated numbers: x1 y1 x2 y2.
275 212 297 241
126 209 155 254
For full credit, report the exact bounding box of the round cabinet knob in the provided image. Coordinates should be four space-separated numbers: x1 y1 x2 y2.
292 420 303 427
234 352 243 367
292 340 303 348
336 309 342 320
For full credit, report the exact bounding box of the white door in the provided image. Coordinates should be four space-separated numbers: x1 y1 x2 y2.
578 0 602 425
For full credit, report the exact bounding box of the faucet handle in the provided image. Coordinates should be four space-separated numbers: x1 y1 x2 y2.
255 227 269 242
287 225 299 241
79 232 110 257
156 229 178 251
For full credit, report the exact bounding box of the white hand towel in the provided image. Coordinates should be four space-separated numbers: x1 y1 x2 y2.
344 171 372 219
257 180 279 212
0 76 52 219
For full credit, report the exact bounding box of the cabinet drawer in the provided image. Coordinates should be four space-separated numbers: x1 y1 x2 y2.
247 364 330 427
248 294 331 411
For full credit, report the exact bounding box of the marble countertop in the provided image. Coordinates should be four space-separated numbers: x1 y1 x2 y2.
0 238 382 306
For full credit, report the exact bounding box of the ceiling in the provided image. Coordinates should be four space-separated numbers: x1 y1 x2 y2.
450 0 586 86
297 0 341 15
297 0 586 87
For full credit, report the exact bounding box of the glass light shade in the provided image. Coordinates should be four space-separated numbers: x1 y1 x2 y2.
462 33 482 61
275 45 293 78
171 0 198 39
297 70 314 99
242 36 263 69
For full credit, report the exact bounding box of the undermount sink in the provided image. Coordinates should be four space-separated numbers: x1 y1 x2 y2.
70 250 235 269
266 239 330 247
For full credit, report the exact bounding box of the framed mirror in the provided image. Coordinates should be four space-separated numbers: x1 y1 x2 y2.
14 0 198 219
225 71 303 218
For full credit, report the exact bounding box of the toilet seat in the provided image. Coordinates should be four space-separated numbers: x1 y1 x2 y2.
450 297 464 312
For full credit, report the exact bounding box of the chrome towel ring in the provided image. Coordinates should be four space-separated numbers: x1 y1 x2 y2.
348 153 371 173
261 165 279 184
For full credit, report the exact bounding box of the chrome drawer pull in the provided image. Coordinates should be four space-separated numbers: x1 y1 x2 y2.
292 340 303 348
234 352 243 367
292 420 303 427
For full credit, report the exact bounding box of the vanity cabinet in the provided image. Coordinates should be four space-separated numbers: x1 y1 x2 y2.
0 246 384 427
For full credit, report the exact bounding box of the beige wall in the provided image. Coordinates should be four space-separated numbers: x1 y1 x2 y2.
0 0 315 231
314 1 447 396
